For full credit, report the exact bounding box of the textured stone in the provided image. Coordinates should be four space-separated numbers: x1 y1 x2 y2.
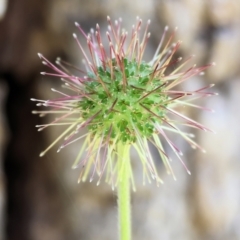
189 78 240 239
207 0 240 26
208 28 240 82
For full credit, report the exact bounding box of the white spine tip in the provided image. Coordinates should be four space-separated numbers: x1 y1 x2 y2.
147 19 151 24
202 150 206 153
39 152 45 157
42 61 47 65
97 181 100 186
212 62 216 66
40 72 46 75
73 33 77 39
107 16 110 21
187 170 191 175
37 53 42 58
75 22 79 27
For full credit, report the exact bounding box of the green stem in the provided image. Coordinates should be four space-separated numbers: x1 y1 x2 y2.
118 144 131 240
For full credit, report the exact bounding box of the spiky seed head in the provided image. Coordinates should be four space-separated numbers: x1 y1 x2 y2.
33 17 215 189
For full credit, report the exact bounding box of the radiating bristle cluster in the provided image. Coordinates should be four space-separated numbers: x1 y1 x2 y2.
32 16 216 189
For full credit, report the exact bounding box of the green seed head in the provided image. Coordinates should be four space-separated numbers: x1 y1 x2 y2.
33 17 215 187
81 58 167 143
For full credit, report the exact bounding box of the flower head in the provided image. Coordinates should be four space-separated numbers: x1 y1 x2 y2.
32 16 216 190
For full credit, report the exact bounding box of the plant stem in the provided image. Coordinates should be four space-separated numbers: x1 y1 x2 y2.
118 144 131 240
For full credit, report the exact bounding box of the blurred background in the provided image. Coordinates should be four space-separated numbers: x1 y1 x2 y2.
0 0 240 239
